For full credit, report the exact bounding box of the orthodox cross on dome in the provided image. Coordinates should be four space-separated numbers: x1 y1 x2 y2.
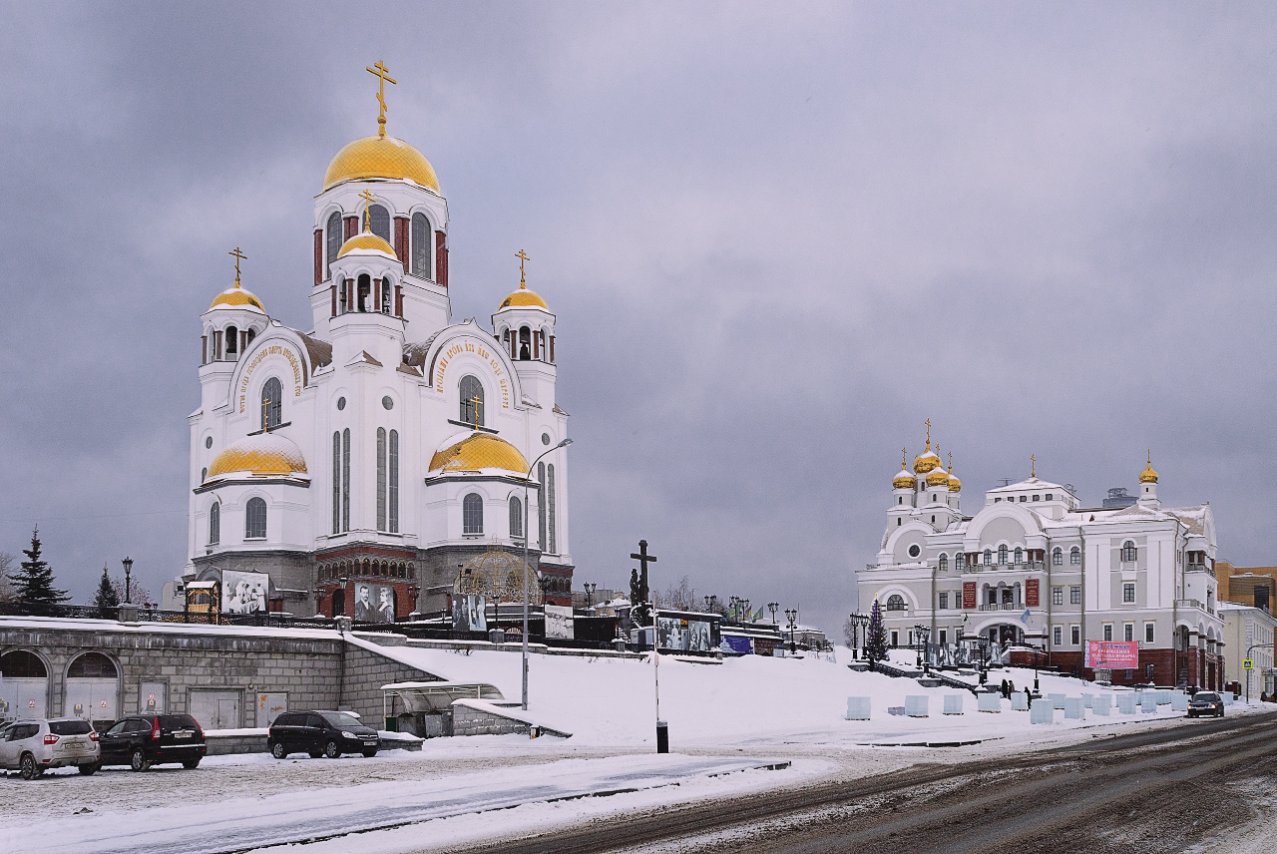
469 394 482 430
1030 453 1037 479
229 246 247 288
948 451 954 473
901 448 908 470
515 248 530 289
366 60 397 139
358 188 376 232
924 417 932 450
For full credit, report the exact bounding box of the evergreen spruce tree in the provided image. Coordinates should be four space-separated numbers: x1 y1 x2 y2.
10 527 70 615
864 598 889 672
93 565 120 617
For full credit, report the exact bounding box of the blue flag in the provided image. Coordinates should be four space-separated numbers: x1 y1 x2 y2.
1019 608 1031 625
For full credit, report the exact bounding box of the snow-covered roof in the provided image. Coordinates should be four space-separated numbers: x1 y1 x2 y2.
987 477 1072 494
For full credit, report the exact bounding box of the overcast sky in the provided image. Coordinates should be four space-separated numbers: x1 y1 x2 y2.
2 2 1276 634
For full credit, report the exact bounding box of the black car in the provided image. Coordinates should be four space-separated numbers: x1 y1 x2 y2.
99 714 206 771
1187 691 1225 718
268 710 379 759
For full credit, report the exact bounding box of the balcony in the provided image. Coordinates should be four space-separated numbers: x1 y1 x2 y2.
962 561 1045 574
978 602 1024 612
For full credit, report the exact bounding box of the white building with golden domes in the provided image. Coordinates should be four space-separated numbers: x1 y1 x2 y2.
860 425 1225 689
184 68 574 619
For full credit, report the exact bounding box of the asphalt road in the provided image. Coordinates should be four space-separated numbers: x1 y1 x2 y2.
476 711 1277 854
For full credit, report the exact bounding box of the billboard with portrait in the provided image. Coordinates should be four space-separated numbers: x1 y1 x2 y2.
656 612 717 653
452 594 488 633
353 582 397 624
544 604 574 640
221 571 269 615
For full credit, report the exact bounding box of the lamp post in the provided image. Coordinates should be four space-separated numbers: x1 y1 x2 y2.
522 438 573 712
728 596 741 623
914 624 931 674
122 556 133 605
584 582 597 610
742 599 751 623
785 608 798 655
849 612 869 660
768 602 779 625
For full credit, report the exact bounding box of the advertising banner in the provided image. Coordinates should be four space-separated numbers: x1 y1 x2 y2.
353 582 397 624
222 571 269 615
656 614 715 652
1086 640 1139 669
721 635 753 655
544 604 574 639
452 594 488 633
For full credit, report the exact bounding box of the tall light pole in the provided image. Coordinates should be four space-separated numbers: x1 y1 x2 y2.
522 438 573 711
768 602 779 625
785 608 798 655
122 556 133 604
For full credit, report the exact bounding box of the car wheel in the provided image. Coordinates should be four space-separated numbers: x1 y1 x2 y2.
362 749 378 758
271 742 287 760
130 748 152 772
78 763 99 776
323 739 340 759
19 753 41 780
182 758 201 770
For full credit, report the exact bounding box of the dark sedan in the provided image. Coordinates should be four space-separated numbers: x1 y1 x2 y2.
1187 692 1225 718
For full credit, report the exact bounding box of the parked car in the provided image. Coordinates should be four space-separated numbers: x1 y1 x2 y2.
268 710 379 759
1188 692 1225 718
98 713 206 771
0 718 100 779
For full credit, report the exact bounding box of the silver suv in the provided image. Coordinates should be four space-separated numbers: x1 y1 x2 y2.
0 718 101 779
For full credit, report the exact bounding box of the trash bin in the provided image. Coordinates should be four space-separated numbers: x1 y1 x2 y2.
384 716 398 732
656 720 669 754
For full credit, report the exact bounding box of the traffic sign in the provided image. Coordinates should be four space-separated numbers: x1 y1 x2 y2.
1242 658 1253 670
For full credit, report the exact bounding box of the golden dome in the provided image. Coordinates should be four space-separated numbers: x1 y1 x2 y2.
498 287 549 310
1139 450 1159 484
323 135 440 192
429 432 529 476
948 473 962 492
926 466 950 488
207 433 308 480
337 231 398 260
893 469 916 490
209 283 265 312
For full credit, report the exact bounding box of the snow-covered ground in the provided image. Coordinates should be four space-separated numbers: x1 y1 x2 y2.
2 642 1268 853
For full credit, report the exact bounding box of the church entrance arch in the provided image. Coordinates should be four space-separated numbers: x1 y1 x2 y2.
0 650 49 720
65 652 120 725
984 624 1023 648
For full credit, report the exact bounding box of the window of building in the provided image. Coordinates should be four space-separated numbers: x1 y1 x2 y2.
463 493 484 535
1013 547 1023 565
1103 623 1113 641
1123 583 1136 604
1018 495 1027 503
547 463 557 554
907 543 921 559
381 276 392 314
325 212 342 279
1071 625 1080 645
377 428 388 532
208 502 220 545
510 495 523 539
1121 541 1137 563
369 204 391 243
955 553 966 570
245 497 267 539
459 375 484 426
342 428 350 532
1070 546 1081 565
388 430 399 533
998 545 1008 564
1032 494 1040 502
1045 493 1054 501
1145 622 1155 643
1053 626 1063 646
1052 587 1064 606
1070 586 1081 605
983 548 993 565
939 629 948 645
1052 547 1062 566
938 592 949 609
890 630 899 647
332 432 342 534
411 212 432 278
261 377 282 430
886 594 906 611
994 497 1001 503
938 554 948 572
1124 623 1134 642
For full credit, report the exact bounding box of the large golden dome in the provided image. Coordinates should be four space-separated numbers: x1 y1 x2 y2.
926 466 950 488
323 135 440 192
207 433 308 480
429 432 529 476
209 283 265 312
337 231 398 260
913 449 940 475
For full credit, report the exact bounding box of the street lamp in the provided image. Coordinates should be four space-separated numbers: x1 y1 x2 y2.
768 602 779 625
729 595 741 623
784 608 798 655
522 437 573 711
742 599 751 623
584 582 597 610
914 624 931 674
122 556 133 604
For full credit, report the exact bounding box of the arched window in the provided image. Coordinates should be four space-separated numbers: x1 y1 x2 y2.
519 326 532 360
261 377 282 430
326 212 342 278
388 429 399 533
357 274 371 312
342 429 351 532
998 545 1008 565
369 204 391 243
1070 546 1081 565
1052 547 1063 566
1013 547 1023 565
538 462 548 549
983 548 992 566
938 553 948 572
510 495 523 539
246 497 267 539
225 325 239 357
0 650 46 677
886 594 906 612
955 553 966 570
208 503 220 545
547 464 557 554
411 212 432 278
1121 541 1137 562
463 493 484 535
377 427 388 532
459 375 484 427
68 652 117 678
381 276 392 314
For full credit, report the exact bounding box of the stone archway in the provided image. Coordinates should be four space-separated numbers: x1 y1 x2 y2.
65 652 120 724
0 650 49 719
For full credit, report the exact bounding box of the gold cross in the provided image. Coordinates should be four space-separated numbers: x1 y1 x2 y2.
1030 453 1037 479
515 249 530 288
469 394 482 429
229 246 247 287
924 417 932 450
358 189 376 232
261 395 271 433
366 60 397 138
901 447 907 470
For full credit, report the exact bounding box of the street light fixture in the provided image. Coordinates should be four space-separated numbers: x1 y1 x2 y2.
784 608 798 655
849 612 869 660
522 437 573 712
122 556 133 605
768 602 779 625
914 624 931 674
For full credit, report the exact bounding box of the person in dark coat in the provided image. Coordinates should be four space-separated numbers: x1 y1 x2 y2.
1025 686 1033 707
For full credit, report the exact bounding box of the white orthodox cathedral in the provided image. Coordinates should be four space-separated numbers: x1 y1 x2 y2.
182 66 574 619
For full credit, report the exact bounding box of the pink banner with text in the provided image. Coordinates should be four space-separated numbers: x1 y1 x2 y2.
1086 640 1139 669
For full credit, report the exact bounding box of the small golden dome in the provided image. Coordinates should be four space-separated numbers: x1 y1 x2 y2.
926 466 950 488
1139 450 1159 484
209 284 265 312
337 230 398 260
323 135 440 192
207 433 308 480
948 473 962 492
429 432 529 476
498 287 549 310
893 469 916 490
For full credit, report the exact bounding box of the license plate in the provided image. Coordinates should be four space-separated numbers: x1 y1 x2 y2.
364 741 377 747
174 731 191 739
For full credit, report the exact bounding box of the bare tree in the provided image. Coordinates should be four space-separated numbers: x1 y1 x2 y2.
0 552 14 603
654 575 698 611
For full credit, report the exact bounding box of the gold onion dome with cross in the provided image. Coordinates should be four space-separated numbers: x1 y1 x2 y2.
429 432 530 477
1140 451 1159 484
892 449 917 489
912 419 941 474
206 433 308 481
210 247 265 312
339 188 398 260
498 249 549 311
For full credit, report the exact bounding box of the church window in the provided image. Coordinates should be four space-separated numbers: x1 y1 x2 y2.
339 279 349 313
205 436 213 449
336 397 346 411
459 375 484 427
1070 546 1081 565
201 467 207 482
1121 541 1137 562
1046 493 1054 501
907 544 921 559
510 496 523 539
326 212 342 278
938 591 948 609
357 274 371 312
518 327 532 360
886 594 906 612
538 462 548 548
983 548 992 565
377 428 387 531
939 554 948 572
997 545 1008 565
332 432 342 534
389 430 399 533
381 277 392 314
955 553 965 570
225 325 239 357
1013 547 1023 564
208 502 220 545
1052 547 1063 566
245 497 267 539
463 493 484 535
1032 494 1040 502
547 464 557 554
369 204 391 243
342 429 351 532
411 213 432 278
261 378 283 430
